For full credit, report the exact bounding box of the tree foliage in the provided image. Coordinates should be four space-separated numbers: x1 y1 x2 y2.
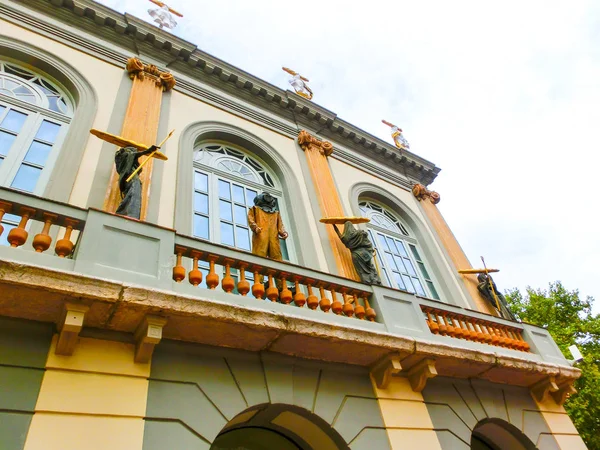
505 282 600 449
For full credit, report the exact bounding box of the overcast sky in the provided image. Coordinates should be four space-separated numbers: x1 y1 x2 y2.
97 0 600 310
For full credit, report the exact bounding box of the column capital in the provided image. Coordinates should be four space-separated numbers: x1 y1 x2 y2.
126 57 176 92
297 130 333 157
412 183 440 204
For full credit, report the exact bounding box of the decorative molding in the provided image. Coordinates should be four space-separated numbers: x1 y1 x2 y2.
530 376 559 403
126 56 176 91
297 130 334 157
371 354 403 389
134 315 168 363
407 358 437 392
412 183 441 204
55 302 89 356
551 381 577 406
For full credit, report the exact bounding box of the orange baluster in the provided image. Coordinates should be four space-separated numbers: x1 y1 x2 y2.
364 296 376 322
330 288 342 315
0 201 12 237
188 251 203 286
266 272 279 302
449 314 464 338
437 311 448 335
293 278 306 307
423 307 439 334
341 289 354 318
319 286 331 313
55 219 77 258
353 294 365 320
306 283 319 310
206 256 220 289
173 246 187 282
252 269 265 299
280 274 293 304
32 213 56 253
8 207 35 248
237 263 250 296
222 261 235 293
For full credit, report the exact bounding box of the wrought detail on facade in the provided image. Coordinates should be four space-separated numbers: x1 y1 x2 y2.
297 130 333 157
126 57 176 92
412 183 440 204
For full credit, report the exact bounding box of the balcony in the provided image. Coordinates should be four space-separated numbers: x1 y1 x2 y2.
0 187 579 396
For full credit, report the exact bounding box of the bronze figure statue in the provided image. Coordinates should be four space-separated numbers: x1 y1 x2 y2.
477 273 516 321
114 146 158 219
333 221 382 285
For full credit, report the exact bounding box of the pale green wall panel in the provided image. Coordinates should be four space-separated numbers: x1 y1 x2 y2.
349 428 391 450
333 397 385 443
143 420 211 450
0 412 33 450
224 353 270 407
0 366 45 411
0 317 53 368
262 353 294 405
291 365 320 412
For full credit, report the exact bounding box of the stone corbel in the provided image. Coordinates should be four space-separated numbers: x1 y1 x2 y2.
55 303 89 356
407 358 438 392
531 376 559 403
551 381 577 406
126 57 176 91
297 130 334 157
371 354 403 389
134 315 168 363
412 183 441 204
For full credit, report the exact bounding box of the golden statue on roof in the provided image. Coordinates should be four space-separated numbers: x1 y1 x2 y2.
382 120 410 150
283 67 313 100
147 0 183 30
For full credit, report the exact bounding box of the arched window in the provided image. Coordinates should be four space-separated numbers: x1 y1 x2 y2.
0 59 73 194
360 199 440 300
193 141 290 259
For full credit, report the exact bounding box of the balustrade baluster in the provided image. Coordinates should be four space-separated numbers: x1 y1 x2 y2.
32 213 57 253
252 269 265 299
206 256 220 289
55 219 77 258
0 201 12 237
237 263 250 296
319 286 331 312
341 288 354 318
221 260 235 293
515 330 530 351
364 296 376 322
470 319 486 343
353 294 365 320
8 207 35 248
306 283 318 310
293 278 306 307
280 274 293 304
173 246 186 282
449 314 464 338
422 307 439 334
330 287 342 315
266 272 279 302
188 251 203 286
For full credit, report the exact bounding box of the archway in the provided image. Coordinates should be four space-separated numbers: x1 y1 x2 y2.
210 403 349 450
471 419 538 450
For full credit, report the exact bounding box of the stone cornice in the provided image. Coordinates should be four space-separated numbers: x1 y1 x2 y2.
6 0 441 186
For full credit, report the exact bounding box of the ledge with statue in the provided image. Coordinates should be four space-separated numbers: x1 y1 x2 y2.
0 186 579 399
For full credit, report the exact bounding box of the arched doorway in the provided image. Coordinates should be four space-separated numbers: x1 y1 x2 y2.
210 403 349 450
471 419 538 450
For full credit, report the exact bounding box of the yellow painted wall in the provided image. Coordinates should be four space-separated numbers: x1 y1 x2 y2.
0 19 124 208
371 376 442 450
534 396 587 450
24 336 150 450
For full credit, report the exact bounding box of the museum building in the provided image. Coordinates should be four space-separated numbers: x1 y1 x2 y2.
0 0 588 449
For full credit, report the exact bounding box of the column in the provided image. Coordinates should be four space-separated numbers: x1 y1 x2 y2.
103 57 176 221
297 130 358 280
412 184 497 315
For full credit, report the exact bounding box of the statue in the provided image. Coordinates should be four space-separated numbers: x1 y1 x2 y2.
282 67 314 100
333 221 382 285
477 273 516 321
247 192 288 260
382 120 410 150
114 146 159 219
147 0 183 30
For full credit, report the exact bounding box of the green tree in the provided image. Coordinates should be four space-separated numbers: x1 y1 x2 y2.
505 282 600 449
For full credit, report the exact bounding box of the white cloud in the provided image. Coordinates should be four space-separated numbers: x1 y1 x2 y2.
98 0 600 309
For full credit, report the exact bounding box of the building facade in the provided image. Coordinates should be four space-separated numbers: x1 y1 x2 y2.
0 1 587 449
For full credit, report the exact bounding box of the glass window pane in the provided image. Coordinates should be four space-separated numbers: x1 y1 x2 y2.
47 96 64 113
218 179 231 200
219 199 232 221
409 244 421 261
246 189 257 207
385 252 398 270
417 261 430 279
11 164 41 192
24 140 52 166
413 278 426 296
194 171 208 192
404 258 417 277
378 234 390 251
380 268 391 287
393 272 407 290
193 214 209 239
193 192 208 214
0 105 5 116
395 240 409 257
427 281 440 300
35 120 61 143
393 255 407 273
402 275 415 293
235 226 250 251
280 238 289 261
232 184 244 204
1 109 27 133
220 222 234 246
385 236 397 253
16 94 36 105
0 130 16 156
234 204 247 226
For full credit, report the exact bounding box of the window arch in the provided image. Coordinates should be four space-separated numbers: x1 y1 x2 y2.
192 140 290 259
360 198 440 300
0 59 74 194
